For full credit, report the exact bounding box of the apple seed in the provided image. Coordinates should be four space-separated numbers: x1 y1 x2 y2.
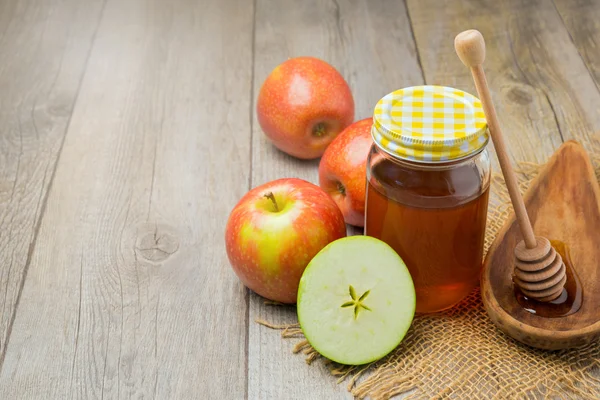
341 285 372 320
349 285 357 300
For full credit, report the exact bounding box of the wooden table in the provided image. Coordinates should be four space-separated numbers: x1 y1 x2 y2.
0 0 599 398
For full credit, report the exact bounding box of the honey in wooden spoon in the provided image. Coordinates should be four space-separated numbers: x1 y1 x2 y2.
514 240 583 318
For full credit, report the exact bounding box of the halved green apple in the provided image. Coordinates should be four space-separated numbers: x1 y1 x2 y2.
297 235 416 365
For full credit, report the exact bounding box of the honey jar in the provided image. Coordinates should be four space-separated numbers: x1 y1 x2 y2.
365 86 491 313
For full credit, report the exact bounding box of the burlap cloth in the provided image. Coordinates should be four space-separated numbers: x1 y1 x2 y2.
258 138 600 399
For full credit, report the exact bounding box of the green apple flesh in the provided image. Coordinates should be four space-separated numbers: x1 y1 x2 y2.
297 236 415 365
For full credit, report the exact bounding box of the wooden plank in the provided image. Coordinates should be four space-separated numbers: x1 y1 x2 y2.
553 0 600 83
249 0 423 397
0 0 253 398
554 0 600 144
0 0 105 359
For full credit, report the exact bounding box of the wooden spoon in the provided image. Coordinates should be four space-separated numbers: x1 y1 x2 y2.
482 140 600 350
455 29 600 350
454 30 566 302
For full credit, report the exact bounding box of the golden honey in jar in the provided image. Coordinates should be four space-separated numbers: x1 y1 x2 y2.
365 86 491 313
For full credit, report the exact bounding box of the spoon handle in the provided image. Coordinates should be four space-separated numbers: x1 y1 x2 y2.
454 29 537 249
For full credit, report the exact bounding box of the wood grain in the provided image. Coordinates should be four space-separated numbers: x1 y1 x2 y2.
0 0 253 398
554 0 600 146
249 0 423 397
0 0 105 359
554 0 600 91
407 0 600 173
482 141 600 349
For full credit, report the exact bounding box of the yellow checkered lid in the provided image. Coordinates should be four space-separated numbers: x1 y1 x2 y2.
372 85 489 162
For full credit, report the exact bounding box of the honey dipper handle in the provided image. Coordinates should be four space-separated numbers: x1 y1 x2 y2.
455 30 537 249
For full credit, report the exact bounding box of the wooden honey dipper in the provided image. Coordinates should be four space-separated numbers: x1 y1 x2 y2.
454 30 566 302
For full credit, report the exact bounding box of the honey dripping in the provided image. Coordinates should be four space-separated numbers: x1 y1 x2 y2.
514 240 583 318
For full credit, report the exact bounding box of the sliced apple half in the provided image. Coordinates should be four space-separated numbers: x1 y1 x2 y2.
297 235 416 365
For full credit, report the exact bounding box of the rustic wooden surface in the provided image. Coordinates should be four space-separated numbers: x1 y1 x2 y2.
0 0 106 360
0 0 599 398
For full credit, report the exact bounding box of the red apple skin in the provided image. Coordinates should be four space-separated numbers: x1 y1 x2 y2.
225 178 347 303
318 118 373 227
256 56 355 160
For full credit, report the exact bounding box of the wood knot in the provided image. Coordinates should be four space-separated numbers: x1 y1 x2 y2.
505 85 534 105
513 237 566 302
135 228 180 263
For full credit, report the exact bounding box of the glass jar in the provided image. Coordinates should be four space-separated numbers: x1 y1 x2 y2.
365 86 491 314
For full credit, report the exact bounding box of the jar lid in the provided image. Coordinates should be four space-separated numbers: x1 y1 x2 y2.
372 85 489 162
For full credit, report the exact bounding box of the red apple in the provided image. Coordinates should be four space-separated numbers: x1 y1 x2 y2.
225 178 347 303
256 56 355 159
318 118 373 227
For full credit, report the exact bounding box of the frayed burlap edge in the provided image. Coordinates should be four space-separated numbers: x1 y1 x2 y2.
257 138 600 400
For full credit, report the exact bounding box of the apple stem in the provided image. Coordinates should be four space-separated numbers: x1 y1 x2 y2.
312 122 327 137
337 181 346 196
264 192 279 212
